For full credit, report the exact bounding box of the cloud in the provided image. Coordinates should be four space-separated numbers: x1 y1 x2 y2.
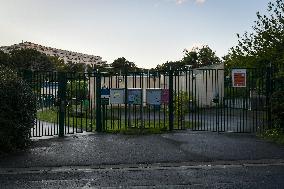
175 0 187 5
176 0 206 5
195 0 205 4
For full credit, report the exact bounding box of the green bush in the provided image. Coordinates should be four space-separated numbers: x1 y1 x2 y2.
174 91 195 120
0 66 36 151
271 90 284 129
67 80 88 102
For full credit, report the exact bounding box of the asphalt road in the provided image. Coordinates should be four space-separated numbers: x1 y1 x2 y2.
1 131 284 188
0 161 284 188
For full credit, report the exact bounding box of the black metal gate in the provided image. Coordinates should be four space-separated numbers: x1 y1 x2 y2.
180 68 271 133
24 66 272 137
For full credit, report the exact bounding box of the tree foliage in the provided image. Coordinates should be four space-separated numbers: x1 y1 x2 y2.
8 49 55 71
110 57 139 74
224 0 284 74
67 80 88 102
0 49 92 72
156 45 221 71
0 50 9 67
48 55 66 72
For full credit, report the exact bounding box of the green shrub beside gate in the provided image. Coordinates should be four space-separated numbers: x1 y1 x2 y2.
0 67 36 151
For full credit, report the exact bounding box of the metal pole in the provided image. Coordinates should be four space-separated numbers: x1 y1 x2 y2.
169 68 174 131
124 65 128 128
96 70 102 132
58 72 67 137
266 65 273 129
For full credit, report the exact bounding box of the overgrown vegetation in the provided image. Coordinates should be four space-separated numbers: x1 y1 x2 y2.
174 91 195 122
271 91 284 129
258 128 284 145
0 66 36 151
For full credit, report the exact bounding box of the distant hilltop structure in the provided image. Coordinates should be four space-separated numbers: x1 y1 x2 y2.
0 41 106 66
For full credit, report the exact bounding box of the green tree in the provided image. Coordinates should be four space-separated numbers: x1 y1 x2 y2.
224 0 284 74
67 80 88 102
9 49 54 71
65 61 89 73
156 60 184 72
156 45 221 71
197 46 221 67
182 49 198 68
0 50 9 67
111 57 139 74
48 55 67 72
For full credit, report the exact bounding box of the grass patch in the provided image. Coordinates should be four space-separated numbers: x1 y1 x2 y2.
258 128 284 145
37 109 193 135
106 127 169 135
37 108 58 123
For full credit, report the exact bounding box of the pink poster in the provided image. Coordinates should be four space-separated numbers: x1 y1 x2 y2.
161 89 169 104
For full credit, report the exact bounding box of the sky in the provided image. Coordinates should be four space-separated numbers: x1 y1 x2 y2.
0 0 271 68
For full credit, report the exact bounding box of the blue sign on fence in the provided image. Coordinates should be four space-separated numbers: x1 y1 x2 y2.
128 88 142 105
101 88 110 96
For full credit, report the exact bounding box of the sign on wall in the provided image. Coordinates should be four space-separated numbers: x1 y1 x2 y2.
101 88 110 97
101 88 110 105
128 88 142 105
161 89 169 104
232 69 246 88
146 89 162 105
110 88 125 104
101 98 109 105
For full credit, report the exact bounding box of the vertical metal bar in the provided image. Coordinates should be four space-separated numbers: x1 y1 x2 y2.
125 68 128 129
149 70 151 127
209 70 213 131
169 69 174 131
214 69 218 132
58 72 67 137
41 73 44 136
204 70 208 131
266 66 272 129
192 71 196 130
153 72 156 128
84 73 88 131
177 70 181 129
96 71 102 132
163 71 166 128
90 73 94 132
79 75 83 132
158 72 161 128
140 71 144 129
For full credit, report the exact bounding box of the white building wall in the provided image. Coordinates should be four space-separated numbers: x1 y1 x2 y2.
88 63 224 108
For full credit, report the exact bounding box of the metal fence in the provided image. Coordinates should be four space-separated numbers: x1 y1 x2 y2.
22 67 273 137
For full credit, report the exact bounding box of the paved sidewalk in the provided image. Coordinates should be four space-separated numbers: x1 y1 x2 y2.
0 131 284 168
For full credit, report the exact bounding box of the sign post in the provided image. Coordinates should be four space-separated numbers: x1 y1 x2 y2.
232 69 247 88
100 87 110 130
127 88 142 128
